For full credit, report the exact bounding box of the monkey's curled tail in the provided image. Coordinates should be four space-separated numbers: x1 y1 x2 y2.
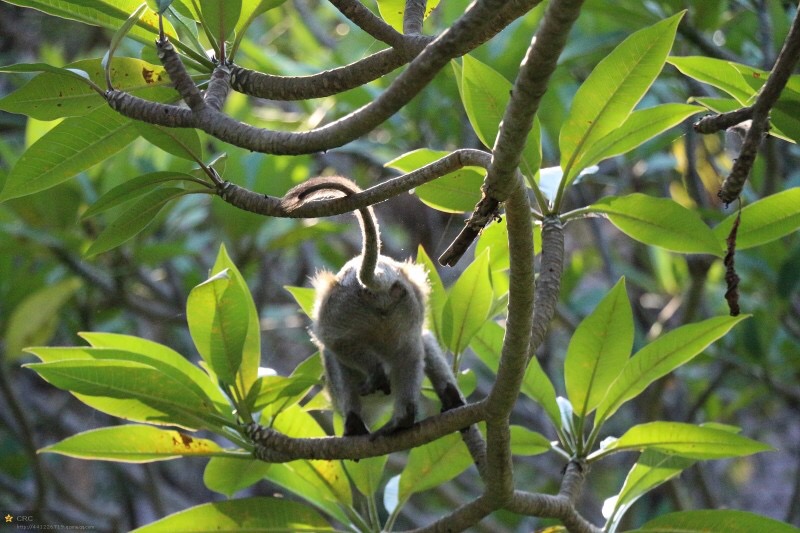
280 176 381 289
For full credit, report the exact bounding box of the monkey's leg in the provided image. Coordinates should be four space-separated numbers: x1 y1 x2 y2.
422 331 465 412
323 349 370 436
370 342 424 439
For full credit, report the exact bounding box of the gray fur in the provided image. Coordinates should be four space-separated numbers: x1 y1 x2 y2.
283 177 462 437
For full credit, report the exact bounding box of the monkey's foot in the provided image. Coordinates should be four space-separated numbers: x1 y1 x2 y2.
344 412 370 437
368 404 416 441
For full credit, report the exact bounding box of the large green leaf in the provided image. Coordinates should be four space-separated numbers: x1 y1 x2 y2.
460 55 541 179
77 332 231 410
667 56 756 104
0 105 139 201
385 149 484 213
605 449 696 533
24 359 217 429
260 406 352 523
589 194 723 257
40 425 229 462
135 123 202 161
85 187 187 256
416 245 447 341
203 456 271 497
629 510 800 533
199 0 242 45
345 455 389 499
82 171 200 219
595 422 773 461
713 188 800 250
4 278 82 360
2 1 176 46
210 244 261 397
565 278 633 417
187 270 248 390
574 103 703 173
130 497 333 532
284 285 316 318
509 425 551 456
0 58 175 119
595 315 748 425
441 249 493 354
560 13 683 183
398 432 473 501
521 357 561 429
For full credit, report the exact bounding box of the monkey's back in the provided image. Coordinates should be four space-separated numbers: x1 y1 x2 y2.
311 255 430 368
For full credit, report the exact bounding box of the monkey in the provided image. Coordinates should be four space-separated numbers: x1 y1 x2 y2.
281 176 465 438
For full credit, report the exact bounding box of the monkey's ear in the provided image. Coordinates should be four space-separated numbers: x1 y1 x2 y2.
389 280 407 298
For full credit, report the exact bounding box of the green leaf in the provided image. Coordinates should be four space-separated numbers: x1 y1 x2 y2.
398 432 473 501
77 332 231 410
86 187 187 256
606 449 697 531
262 406 352 522
345 455 389 498
40 425 228 462
416 246 447 341
187 270 248 390
284 285 316 318
82 171 200 219
561 13 684 183
385 149 484 213
589 194 723 256
575 104 704 173
595 422 774 460
595 315 748 425
4 278 82 360
210 244 261 398
460 55 541 179
668 56 756 104
565 278 633 417
0 106 139 201
103 3 150 88
24 359 217 429
713 188 800 250
510 425 551 456
130 497 333 532
135 123 202 161
376 0 440 32
1 1 177 48
199 0 242 45
521 357 561 429
441 249 493 354
630 510 800 533
203 456 271 497
0 57 172 119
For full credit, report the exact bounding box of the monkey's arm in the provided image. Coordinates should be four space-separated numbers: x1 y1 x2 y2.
422 331 465 411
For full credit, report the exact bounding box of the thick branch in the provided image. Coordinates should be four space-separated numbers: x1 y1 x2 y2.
109 0 540 155
230 48 416 100
248 400 486 462
407 495 495 533
718 2 800 204
217 149 492 217
693 106 753 135
439 0 583 266
528 216 565 358
484 181 534 503
329 0 408 48
404 0 427 35
486 0 585 200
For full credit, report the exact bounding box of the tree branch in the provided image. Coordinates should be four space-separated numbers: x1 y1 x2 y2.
247 400 486 461
718 1 800 204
